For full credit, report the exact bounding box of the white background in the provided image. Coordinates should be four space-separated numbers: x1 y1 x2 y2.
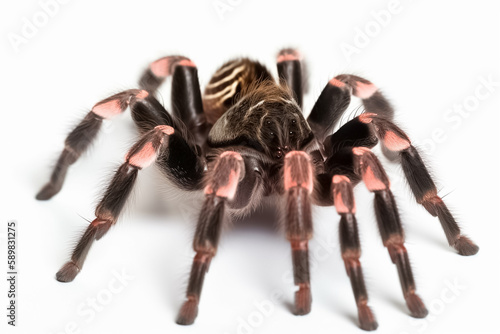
1 1 499 334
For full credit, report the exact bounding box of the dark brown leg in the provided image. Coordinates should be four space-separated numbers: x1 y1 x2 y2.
353 147 428 318
332 175 378 331
56 125 183 282
307 78 351 142
283 151 314 315
401 146 478 255
138 55 192 94
139 55 209 148
37 89 149 200
277 48 304 108
360 113 479 256
177 151 245 325
307 73 395 142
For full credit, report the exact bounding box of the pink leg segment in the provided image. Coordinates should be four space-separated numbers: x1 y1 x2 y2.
284 151 314 194
91 90 149 119
383 131 411 151
204 151 244 201
362 166 387 191
125 125 173 168
358 112 377 124
352 146 371 156
178 59 196 67
135 90 149 100
156 125 175 135
150 58 170 77
333 174 350 184
329 78 346 88
150 57 196 78
333 175 356 214
352 147 390 191
354 81 378 99
92 100 122 119
277 54 300 62
127 142 157 168
277 49 302 63
213 170 239 199
219 151 243 160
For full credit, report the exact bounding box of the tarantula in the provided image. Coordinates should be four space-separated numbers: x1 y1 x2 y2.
37 48 479 331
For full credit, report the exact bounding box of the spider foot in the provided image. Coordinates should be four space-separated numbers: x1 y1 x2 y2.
406 293 428 318
36 183 61 201
176 296 198 325
56 261 79 282
358 303 378 331
454 235 479 256
294 283 311 315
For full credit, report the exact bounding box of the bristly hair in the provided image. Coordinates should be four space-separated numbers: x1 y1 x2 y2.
238 78 296 108
202 58 273 124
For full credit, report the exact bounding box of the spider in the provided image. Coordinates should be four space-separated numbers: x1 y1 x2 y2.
37 48 479 331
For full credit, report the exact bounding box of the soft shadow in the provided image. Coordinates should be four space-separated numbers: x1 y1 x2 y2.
231 206 281 234
409 225 451 253
283 300 295 314
338 310 358 326
387 296 408 314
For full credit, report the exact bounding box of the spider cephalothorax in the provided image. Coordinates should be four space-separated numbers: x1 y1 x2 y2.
208 82 314 160
37 48 478 331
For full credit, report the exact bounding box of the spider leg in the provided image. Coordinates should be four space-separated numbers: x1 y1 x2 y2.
138 55 191 94
360 113 479 256
177 151 248 325
277 48 304 108
332 175 378 331
56 125 202 282
313 118 378 206
139 55 209 147
283 151 315 315
320 113 478 256
36 89 150 200
307 74 393 150
352 146 429 318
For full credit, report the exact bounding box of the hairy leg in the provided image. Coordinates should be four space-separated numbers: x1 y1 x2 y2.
307 74 393 152
277 48 304 108
139 55 209 148
283 151 315 315
353 147 428 318
37 90 149 200
332 175 378 330
359 113 479 255
56 125 202 282
177 151 247 325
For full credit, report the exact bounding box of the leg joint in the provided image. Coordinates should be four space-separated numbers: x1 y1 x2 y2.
352 147 390 191
342 249 361 262
333 175 356 214
204 151 245 200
